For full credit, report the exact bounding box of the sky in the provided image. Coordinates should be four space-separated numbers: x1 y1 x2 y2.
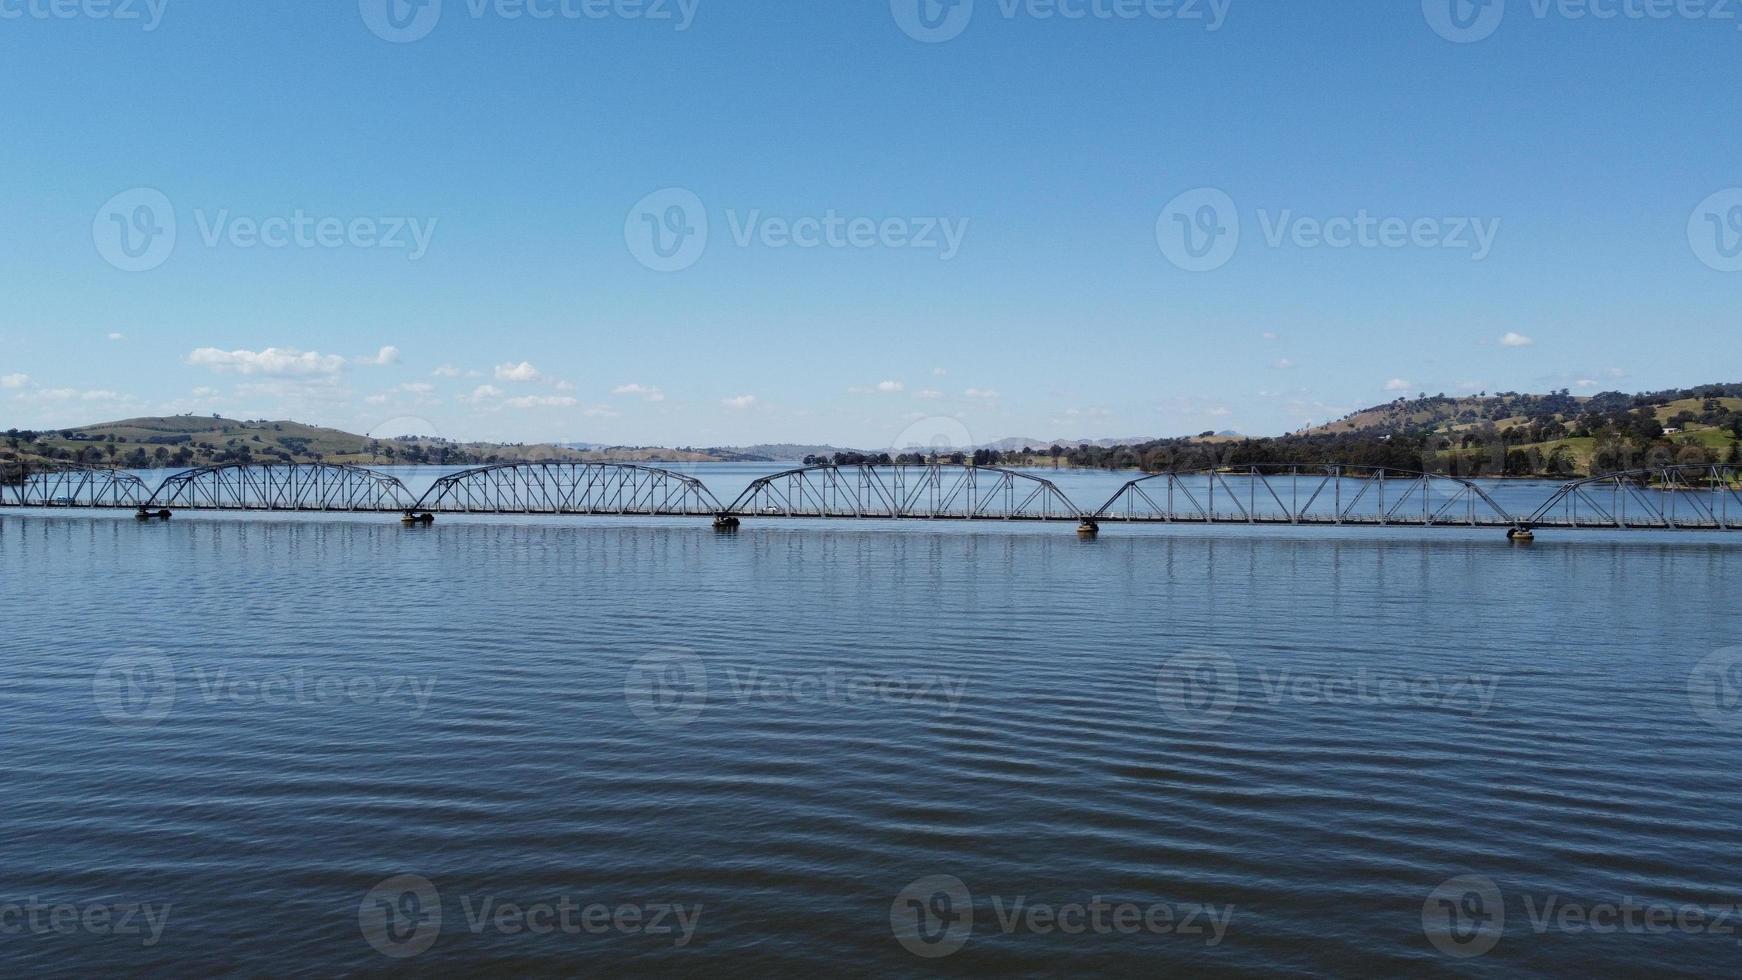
2 0 1740 449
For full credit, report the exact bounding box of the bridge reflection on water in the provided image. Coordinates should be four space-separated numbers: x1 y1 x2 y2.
2 460 1740 537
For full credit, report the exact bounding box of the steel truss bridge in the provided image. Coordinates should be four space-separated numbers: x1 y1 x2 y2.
2 461 1739 537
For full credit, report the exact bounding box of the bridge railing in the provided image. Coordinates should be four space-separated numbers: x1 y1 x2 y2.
726 464 1084 521
0 461 152 508
1092 465 1521 527
411 462 725 515
147 463 417 511
1525 464 1742 530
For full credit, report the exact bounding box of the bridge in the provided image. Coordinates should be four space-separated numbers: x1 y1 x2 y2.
2 460 1739 538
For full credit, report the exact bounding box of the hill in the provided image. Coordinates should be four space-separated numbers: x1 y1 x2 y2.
0 416 741 469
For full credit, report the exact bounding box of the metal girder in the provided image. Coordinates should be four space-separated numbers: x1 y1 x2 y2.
1525 464 1742 531
725 464 1084 521
146 463 417 511
412 462 724 515
1092 465 1520 527
0 461 152 508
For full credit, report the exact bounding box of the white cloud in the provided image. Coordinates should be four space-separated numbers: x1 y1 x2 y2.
1 373 29 389
1262 331 1279 340
851 380 906 394
914 389 945 400
505 395 578 409
357 345 401 366
963 388 1000 400
399 382 435 395
932 367 948 376
494 361 544 383
612 383 666 402
364 394 390 405
20 388 124 402
187 347 346 376
107 332 126 341
1575 378 1598 388
191 386 219 398
1499 332 1534 348
721 395 758 410
431 365 462 378
554 380 576 392
1271 358 1296 370
463 384 504 404
1385 378 1412 392
582 405 620 418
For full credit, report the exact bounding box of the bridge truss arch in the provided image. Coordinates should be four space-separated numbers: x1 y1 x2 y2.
1525 464 1742 531
0 461 152 508
146 463 417 511
726 464 1084 521
1092 464 1520 527
411 462 725 515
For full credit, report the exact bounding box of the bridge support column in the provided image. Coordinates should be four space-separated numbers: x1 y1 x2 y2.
1077 519 1100 537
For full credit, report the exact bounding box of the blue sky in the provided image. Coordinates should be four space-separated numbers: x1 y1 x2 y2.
2 0 1739 448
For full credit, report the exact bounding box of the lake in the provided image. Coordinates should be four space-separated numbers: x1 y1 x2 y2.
2 463 1739 975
